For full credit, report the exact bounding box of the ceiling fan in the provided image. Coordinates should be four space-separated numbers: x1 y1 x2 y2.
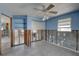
34 4 57 21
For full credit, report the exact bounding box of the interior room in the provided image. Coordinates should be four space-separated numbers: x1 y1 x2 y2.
0 3 79 56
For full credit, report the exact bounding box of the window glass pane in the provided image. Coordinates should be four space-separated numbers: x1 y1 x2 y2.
58 18 71 32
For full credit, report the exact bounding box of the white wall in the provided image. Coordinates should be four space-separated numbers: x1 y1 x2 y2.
32 20 45 30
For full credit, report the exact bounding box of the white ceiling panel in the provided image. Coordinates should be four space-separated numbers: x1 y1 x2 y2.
0 3 79 17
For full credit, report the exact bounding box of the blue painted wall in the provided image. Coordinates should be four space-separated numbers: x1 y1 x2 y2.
12 15 45 30
46 10 79 30
12 15 27 29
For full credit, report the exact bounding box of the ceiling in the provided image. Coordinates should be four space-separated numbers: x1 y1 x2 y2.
0 3 79 17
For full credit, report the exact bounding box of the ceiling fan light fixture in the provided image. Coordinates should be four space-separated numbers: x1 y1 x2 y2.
43 17 46 21
42 16 49 21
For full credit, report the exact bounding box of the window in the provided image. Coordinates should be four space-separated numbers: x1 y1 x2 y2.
58 18 71 32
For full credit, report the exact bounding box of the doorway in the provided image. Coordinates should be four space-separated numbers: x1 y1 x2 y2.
0 14 11 54
13 29 24 46
32 30 45 42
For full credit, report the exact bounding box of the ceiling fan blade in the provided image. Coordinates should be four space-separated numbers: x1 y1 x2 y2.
46 4 55 10
49 11 57 14
34 8 43 11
